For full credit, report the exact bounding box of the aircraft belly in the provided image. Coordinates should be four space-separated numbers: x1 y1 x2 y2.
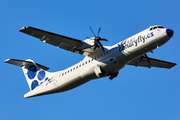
80 66 97 79
59 76 90 92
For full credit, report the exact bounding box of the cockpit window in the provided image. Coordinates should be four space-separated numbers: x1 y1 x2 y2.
150 26 164 30
157 26 164 28
154 26 157 29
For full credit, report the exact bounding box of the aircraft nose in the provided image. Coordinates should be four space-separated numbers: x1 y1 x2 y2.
166 29 174 37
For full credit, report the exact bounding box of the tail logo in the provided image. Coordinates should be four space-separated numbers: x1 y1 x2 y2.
27 65 47 90
27 65 37 79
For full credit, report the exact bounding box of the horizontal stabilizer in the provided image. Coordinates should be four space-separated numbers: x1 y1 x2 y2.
4 59 49 70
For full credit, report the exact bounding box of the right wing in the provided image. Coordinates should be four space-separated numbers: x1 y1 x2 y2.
19 26 86 55
128 56 177 69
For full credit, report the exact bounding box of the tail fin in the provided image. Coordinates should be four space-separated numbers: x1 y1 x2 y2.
4 59 52 91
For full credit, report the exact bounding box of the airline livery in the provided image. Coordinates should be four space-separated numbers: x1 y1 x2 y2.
5 25 176 98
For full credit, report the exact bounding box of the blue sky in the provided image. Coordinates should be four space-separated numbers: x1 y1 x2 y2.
1 0 180 120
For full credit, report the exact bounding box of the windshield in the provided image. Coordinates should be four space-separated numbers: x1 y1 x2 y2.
150 26 164 30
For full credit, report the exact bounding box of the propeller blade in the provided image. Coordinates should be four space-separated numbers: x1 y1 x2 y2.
97 27 101 37
140 55 143 62
98 41 105 53
89 26 96 37
100 38 109 42
144 54 150 63
93 44 98 51
144 54 152 68
150 51 154 53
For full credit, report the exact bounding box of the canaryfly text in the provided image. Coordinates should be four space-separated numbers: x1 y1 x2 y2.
119 32 154 51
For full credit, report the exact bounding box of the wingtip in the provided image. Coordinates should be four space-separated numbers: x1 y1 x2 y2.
4 59 11 63
19 26 29 31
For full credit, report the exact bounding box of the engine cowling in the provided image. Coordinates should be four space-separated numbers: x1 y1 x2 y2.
77 39 95 50
97 57 121 74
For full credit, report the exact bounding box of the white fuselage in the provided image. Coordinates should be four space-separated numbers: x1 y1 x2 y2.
24 26 172 98
54 27 170 91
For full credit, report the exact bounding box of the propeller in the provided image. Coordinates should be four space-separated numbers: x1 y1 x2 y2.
139 54 151 68
140 54 150 63
89 26 108 53
140 50 154 63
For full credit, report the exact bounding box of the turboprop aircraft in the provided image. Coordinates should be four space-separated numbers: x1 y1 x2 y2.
5 25 176 98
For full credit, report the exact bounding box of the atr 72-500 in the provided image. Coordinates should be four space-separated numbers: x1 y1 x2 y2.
5 25 176 98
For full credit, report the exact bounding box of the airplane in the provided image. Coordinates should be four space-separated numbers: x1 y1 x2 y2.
4 25 176 98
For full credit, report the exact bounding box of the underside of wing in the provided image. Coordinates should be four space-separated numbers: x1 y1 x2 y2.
128 56 177 69
19 26 85 55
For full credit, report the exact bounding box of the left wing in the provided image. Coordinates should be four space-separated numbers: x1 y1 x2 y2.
128 56 177 69
19 26 85 55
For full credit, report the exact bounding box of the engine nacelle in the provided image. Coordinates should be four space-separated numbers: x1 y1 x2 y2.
98 57 120 73
77 38 95 50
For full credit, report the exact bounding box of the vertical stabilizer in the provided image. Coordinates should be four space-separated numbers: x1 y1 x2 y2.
22 59 44 90
4 59 55 91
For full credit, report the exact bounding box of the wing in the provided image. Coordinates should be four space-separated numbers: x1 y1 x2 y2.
19 26 85 55
128 56 177 69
